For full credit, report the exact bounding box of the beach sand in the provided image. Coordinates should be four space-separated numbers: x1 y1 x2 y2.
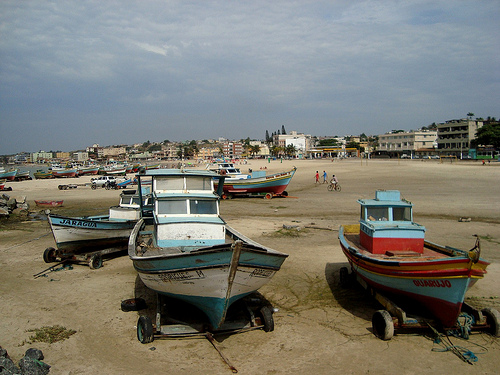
1 158 499 374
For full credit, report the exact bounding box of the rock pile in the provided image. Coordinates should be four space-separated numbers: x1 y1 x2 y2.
0 194 29 217
0 347 51 375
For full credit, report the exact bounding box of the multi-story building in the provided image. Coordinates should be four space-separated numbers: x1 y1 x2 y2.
436 119 483 158
31 151 54 163
86 144 104 159
102 146 127 159
272 131 311 158
222 141 243 159
196 146 220 161
377 130 437 158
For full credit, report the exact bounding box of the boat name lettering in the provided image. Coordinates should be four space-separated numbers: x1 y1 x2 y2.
160 271 204 282
265 172 287 180
60 219 97 228
412 279 451 288
250 269 273 278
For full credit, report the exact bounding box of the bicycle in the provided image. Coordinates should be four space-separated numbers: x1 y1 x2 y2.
327 182 341 192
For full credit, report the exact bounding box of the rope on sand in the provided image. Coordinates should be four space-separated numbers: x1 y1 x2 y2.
3 232 51 251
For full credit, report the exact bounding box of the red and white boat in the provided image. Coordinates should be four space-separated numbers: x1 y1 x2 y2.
51 167 77 178
77 165 100 175
338 190 495 335
35 200 64 207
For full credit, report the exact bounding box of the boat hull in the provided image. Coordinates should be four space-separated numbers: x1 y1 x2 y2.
129 221 287 329
0 170 17 181
51 168 77 178
48 214 137 253
217 168 296 196
339 225 489 327
35 200 64 207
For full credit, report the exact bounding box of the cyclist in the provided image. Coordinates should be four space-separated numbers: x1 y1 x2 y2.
330 174 338 188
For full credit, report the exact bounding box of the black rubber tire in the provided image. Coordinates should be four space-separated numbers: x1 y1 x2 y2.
91 184 97 190
335 184 342 192
327 184 334 191
43 247 57 263
482 307 500 337
281 191 288 197
137 316 154 343
89 254 103 269
259 306 275 332
372 310 394 340
121 298 147 312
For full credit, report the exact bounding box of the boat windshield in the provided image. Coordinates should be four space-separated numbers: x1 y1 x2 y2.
393 206 412 221
363 206 412 221
157 198 218 215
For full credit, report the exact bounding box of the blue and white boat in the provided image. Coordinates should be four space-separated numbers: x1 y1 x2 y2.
45 188 151 266
128 168 288 332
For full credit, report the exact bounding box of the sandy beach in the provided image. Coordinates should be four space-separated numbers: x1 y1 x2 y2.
1 158 499 374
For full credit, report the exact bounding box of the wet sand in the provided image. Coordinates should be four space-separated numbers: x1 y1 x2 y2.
0 158 499 374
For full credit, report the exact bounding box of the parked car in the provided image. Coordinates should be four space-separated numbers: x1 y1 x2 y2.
91 176 117 189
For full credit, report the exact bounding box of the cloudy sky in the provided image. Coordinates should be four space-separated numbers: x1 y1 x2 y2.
1 1 498 154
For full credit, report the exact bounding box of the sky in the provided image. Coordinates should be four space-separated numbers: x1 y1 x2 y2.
1 0 499 155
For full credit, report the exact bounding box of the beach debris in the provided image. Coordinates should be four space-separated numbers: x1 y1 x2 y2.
459 217 472 222
0 346 51 375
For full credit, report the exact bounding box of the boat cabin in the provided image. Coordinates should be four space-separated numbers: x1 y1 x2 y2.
141 170 227 251
358 190 426 254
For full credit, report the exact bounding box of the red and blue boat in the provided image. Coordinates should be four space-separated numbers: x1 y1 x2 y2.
215 166 297 199
338 190 491 329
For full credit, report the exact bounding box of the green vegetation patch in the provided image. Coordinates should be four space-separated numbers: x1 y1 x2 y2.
27 325 76 344
270 226 307 237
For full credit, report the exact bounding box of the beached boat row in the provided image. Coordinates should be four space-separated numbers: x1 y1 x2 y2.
40 167 498 342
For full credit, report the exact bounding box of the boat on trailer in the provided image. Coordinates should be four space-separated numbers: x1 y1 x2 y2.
214 166 297 199
338 190 499 339
45 188 151 269
128 168 288 341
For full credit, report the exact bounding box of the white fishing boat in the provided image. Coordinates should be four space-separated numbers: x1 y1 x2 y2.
128 168 288 340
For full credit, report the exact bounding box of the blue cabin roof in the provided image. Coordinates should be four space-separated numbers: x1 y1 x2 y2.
358 190 412 208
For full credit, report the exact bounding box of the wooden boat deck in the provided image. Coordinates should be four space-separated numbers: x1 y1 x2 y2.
134 230 234 257
343 233 452 262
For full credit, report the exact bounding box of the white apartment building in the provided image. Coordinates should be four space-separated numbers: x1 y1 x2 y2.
378 130 437 157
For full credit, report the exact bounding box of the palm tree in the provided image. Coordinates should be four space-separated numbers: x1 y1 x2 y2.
285 144 297 158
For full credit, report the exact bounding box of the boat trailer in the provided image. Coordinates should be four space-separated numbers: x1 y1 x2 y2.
42 246 127 269
124 292 276 373
339 266 500 341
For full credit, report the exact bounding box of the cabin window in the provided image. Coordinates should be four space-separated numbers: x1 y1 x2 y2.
189 199 218 215
157 199 187 215
366 207 389 221
155 177 184 191
186 176 212 191
393 207 411 221
131 196 141 205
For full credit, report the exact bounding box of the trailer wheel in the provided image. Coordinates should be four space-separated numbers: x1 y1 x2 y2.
339 267 351 288
264 193 273 199
89 254 103 269
482 307 500 337
43 247 57 263
137 316 154 343
91 184 97 190
372 310 394 340
281 191 288 197
121 298 147 312
259 306 274 332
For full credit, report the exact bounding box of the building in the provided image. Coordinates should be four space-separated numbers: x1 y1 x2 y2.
31 151 54 163
377 130 437 158
222 141 243 159
436 119 483 158
272 131 312 158
86 144 104 159
196 146 220 161
102 146 127 159
73 152 89 162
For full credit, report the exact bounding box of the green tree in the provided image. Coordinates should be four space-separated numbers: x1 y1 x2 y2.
318 139 338 146
475 122 500 148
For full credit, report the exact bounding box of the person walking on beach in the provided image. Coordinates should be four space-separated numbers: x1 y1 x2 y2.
322 171 328 184
315 171 320 184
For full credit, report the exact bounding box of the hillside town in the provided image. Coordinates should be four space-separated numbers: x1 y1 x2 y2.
2 116 499 165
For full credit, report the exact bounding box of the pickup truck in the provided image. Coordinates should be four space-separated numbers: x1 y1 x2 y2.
91 176 117 189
